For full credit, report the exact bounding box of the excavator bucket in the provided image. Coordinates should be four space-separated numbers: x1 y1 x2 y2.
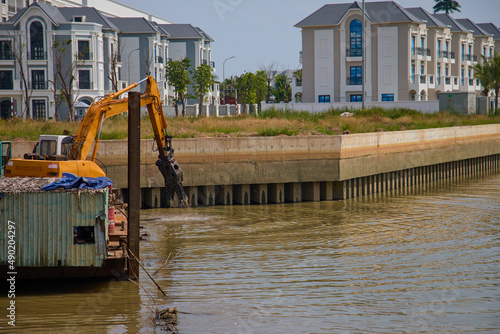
156 136 189 208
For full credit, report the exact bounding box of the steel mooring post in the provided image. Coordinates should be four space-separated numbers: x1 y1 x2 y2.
128 91 141 280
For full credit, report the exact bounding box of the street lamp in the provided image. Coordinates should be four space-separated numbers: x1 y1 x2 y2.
128 48 140 85
223 56 235 104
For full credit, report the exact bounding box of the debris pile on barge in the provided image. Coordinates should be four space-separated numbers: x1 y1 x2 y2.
0 177 128 280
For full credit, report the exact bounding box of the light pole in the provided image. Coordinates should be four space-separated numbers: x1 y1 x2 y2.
223 56 235 104
128 48 140 85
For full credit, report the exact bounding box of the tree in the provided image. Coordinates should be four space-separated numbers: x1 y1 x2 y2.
253 70 268 111
474 51 500 112
473 56 493 97
52 38 85 122
274 73 292 103
165 58 191 117
259 61 280 102
8 31 33 119
490 51 500 112
433 0 461 14
235 72 255 114
107 40 122 93
191 63 216 114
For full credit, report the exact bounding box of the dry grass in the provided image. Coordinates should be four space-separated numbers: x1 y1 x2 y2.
1 107 499 141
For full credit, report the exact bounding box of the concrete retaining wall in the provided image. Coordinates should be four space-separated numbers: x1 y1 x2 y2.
9 124 500 207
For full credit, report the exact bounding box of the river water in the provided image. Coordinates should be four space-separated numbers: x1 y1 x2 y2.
2 175 500 333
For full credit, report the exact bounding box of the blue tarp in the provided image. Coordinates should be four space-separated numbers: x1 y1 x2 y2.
42 172 113 191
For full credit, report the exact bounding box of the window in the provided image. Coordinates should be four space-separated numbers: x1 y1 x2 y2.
0 40 12 60
461 44 465 60
437 40 441 55
318 95 330 103
437 66 441 84
31 70 45 89
78 40 90 60
411 35 416 55
73 226 95 244
349 20 362 56
349 66 362 85
350 94 362 102
72 16 85 22
78 70 91 89
29 21 44 60
381 94 394 101
0 71 13 89
32 99 46 120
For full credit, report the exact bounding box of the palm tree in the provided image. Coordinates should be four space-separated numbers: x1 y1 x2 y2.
490 51 500 112
433 0 461 14
473 56 493 97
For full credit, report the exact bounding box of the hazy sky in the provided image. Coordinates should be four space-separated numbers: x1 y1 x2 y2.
117 0 500 79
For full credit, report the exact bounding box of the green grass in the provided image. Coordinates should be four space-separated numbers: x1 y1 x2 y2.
1 107 499 141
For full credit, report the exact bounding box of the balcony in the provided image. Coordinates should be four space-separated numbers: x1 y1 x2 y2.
347 77 362 86
0 80 13 90
210 61 216 69
78 81 93 90
29 81 48 90
412 47 431 60
346 48 362 57
445 77 451 85
437 51 455 63
28 51 47 60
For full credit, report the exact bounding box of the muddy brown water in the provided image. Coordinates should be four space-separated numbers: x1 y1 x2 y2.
1 175 500 333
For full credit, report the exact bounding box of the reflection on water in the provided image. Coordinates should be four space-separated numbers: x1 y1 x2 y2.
2 175 500 333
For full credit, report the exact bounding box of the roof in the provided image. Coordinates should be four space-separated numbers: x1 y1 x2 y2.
58 7 119 31
295 1 422 27
108 17 161 34
432 13 469 32
159 24 205 39
10 2 68 27
477 23 500 40
195 27 214 42
456 18 490 37
8 3 119 31
406 7 447 28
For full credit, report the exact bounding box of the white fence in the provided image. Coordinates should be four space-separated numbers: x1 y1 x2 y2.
261 101 441 114
162 104 259 117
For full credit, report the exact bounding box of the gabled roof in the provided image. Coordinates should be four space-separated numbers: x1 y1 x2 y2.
295 1 422 28
10 2 67 27
456 18 490 37
108 17 161 34
432 13 469 33
406 7 447 28
160 24 204 39
195 27 214 42
477 23 500 40
58 7 119 31
149 21 170 37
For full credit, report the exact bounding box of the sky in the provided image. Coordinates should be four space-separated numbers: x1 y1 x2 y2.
117 0 500 79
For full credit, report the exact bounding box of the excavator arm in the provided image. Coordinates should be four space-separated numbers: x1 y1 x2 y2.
70 76 188 207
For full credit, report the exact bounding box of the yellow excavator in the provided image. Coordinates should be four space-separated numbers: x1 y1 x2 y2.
4 76 187 205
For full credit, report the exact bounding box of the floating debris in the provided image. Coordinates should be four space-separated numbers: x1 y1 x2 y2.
155 307 178 333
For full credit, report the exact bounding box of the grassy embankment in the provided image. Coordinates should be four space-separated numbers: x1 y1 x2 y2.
1 107 499 141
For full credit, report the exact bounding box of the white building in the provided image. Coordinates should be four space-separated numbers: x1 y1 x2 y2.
295 1 498 103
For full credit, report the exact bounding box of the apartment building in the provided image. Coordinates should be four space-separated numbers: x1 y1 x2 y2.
0 2 120 120
160 23 218 105
295 1 497 103
0 1 217 120
477 23 500 55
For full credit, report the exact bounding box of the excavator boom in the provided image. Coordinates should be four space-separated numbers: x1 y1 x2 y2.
5 76 188 207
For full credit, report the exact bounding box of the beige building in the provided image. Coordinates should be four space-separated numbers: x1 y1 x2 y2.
295 1 497 103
